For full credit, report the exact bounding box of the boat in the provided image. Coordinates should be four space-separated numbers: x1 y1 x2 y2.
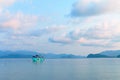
32 55 44 63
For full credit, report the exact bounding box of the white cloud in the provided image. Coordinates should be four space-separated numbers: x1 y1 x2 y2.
30 25 67 37
2 12 38 29
71 0 120 17
77 37 110 47
0 12 39 40
49 34 72 44
0 0 16 7
50 16 120 47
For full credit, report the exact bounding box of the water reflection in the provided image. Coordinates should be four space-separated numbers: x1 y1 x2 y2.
0 59 120 80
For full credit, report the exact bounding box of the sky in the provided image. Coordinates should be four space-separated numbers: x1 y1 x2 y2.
0 0 120 55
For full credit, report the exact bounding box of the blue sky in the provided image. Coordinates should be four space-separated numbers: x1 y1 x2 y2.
0 0 120 55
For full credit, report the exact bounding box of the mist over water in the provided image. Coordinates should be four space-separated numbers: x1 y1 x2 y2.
0 59 120 80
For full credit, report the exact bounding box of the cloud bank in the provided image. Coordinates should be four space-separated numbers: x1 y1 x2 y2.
0 0 120 54
49 17 120 48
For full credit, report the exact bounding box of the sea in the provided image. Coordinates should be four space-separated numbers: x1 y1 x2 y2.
0 58 120 80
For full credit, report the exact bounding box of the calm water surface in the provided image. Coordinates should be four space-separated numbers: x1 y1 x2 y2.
0 59 120 80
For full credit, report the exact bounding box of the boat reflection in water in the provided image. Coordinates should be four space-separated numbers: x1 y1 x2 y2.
32 55 44 63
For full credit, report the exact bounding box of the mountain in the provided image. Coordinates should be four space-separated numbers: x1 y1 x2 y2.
87 50 120 58
99 50 120 57
0 50 84 59
117 55 120 58
87 54 109 58
42 53 84 59
1 50 120 58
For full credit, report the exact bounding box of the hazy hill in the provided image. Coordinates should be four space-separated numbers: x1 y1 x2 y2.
0 50 84 59
99 50 120 57
87 50 120 58
87 54 109 58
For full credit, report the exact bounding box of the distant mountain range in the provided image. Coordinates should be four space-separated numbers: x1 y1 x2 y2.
87 50 120 58
0 50 120 58
0 50 84 59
